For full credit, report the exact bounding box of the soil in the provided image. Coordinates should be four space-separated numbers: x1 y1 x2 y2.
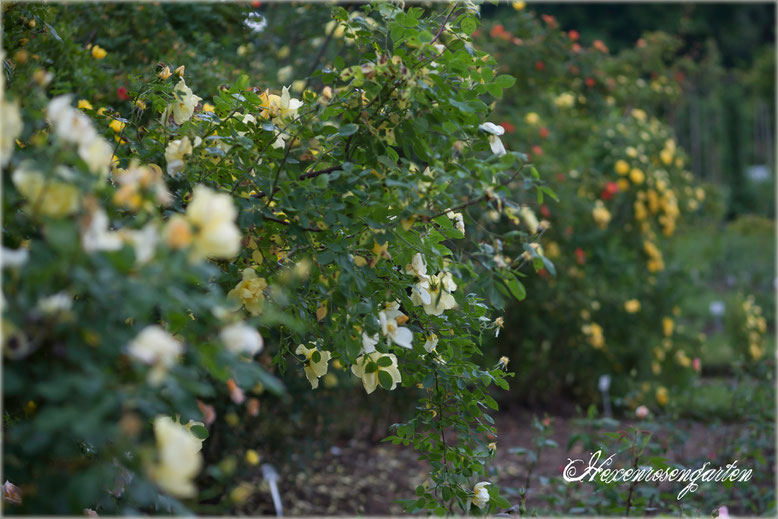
242 404 769 516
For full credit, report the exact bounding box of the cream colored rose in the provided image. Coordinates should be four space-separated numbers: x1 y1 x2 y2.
351 351 402 394
164 136 193 176
148 416 203 498
12 161 80 217
1 99 22 166
227 268 268 315
220 322 264 356
185 185 241 260
295 344 331 389
169 79 202 125
127 325 183 385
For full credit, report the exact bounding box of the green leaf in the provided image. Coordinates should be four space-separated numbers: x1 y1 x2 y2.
504 275 526 301
338 123 359 136
461 16 477 35
189 424 209 440
493 74 516 88
378 369 394 389
377 355 393 367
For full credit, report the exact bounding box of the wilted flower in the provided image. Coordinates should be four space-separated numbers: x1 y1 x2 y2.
351 352 402 394
295 344 331 389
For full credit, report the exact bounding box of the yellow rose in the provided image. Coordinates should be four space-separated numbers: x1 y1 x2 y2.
351 351 402 394
614 159 630 175
148 416 202 498
624 299 641 313
592 201 611 229
629 168 645 185
12 161 80 217
524 112 540 125
662 317 674 337
228 268 268 315
660 148 673 165
185 185 242 260
655 386 669 406
109 119 125 133
295 344 331 389
91 45 107 59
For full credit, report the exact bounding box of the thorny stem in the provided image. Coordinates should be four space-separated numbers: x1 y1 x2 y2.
625 448 641 516
434 368 452 508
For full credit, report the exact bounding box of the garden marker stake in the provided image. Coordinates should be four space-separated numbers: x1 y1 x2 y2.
262 463 283 516
598 374 612 418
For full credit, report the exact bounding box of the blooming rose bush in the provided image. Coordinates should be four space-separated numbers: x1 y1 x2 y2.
473 9 727 407
2 2 553 514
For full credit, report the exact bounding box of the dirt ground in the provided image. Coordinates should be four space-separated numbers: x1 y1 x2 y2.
242 403 759 516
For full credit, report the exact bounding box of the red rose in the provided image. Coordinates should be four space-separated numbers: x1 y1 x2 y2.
532 145 543 156
535 61 545 71
117 87 129 101
568 30 580 41
600 181 619 200
541 14 558 28
585 77 596 87
500 121 516 133
540 204 550 217
539 127 549 139
575 247 586 265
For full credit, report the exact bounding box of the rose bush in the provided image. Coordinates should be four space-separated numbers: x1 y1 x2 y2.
473 9 745 408
2 2 555 515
